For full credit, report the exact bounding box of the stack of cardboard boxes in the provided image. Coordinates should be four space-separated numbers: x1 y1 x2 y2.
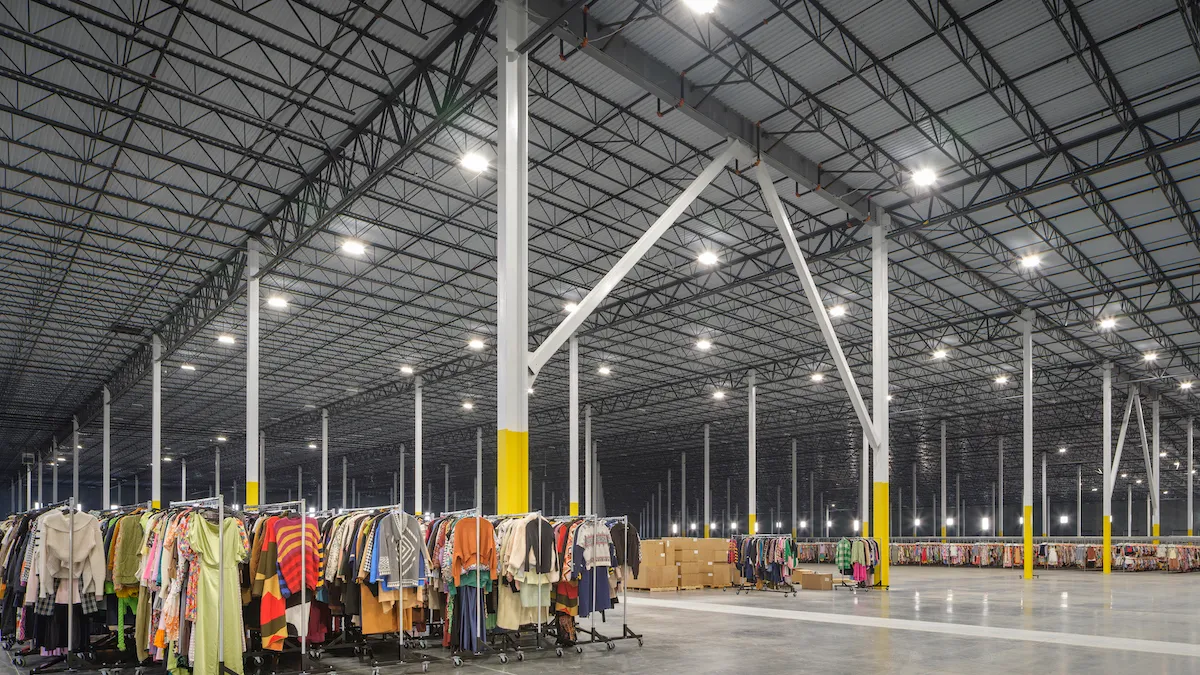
627 538 735 590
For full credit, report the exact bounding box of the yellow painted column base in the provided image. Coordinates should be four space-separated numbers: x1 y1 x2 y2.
497 429 529 515
1102 515 1112 574
1152 523 1160 545
246 481 259 507
998 530 1004 537
1189 529 1194 536
862 521 869 539
941 526 946 543
873 482 889 588
151 500 161 509
569 501 579 516
748 513 757 534
704 525 710 538
1022 505 1034 579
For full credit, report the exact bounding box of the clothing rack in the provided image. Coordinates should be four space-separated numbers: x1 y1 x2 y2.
732 534 797 597
170 495 236 675
831 537 885 592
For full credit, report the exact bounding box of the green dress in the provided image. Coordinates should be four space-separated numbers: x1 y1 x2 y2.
188 515 249 675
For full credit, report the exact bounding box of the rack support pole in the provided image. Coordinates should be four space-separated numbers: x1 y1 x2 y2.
415 376 423 514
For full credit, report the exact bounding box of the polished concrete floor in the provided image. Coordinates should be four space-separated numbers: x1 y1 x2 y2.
4 565 1198 674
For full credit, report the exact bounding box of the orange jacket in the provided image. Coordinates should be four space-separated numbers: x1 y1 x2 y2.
451 517 498 585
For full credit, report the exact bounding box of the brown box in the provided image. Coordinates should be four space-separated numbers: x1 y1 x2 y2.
676 548 701 562
641 540 665 559
705 547 728 563
791 568 815 583
679 572 703 588
650 567 676 588
801 573 833 591
627 570 650 589
677 561 701 575
663 537 700 551
710 564 732 588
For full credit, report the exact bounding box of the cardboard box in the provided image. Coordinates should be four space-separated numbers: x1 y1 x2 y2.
791 568 815 583
705 547 728 563
663 537 700 551
801 573 833 591
676 548 701 562
710 564 732 588
627 570 650 589
641 540 665 559
633 566 675 589
679 572 703 588
677 561 701 575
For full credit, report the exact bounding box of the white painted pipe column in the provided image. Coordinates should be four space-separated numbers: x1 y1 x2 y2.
871 216 890 585
791 439 797 539
704 424 711 537
297 466 303 506
1127 482 1133 537
444 464 449 513
1152 396 1160 540
259 431 266 503
52 440 59 502
181 459 187 502
955 473 960 534
38 453 43 507
152 333 162 508
748 370 757 533
584 403 592 514
246 245 260 507
72 417 79 507
912 463 917 537
1042 452 1048 536
862 431 870 536
667 469 672 532
1021 310 1033 578
1188 417 1194 536
1077 464 1082 536
569 336 579 515
998 437 1004 536
103 386 110 509
940 420 946 538
415 376 423 514
1103 363 1113 572
399 445 406 511
321 408 329 511
342 455 348 510
680 453 686 532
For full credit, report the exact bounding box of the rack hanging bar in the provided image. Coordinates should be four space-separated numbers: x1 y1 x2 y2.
171 496 223 507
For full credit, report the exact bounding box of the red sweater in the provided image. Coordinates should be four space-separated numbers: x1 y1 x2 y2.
274 517 320 596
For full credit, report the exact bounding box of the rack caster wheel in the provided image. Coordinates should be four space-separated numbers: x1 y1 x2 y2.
371 667 380 675
419 639 428 649
451 656 463 667
13 656 24 667
516 651 524 661
606 641 615 650
575 646 583 654
421 662 429 673
555 647 563 657
498 653 508 664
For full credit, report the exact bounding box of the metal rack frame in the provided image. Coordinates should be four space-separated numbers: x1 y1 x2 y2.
731 534 797 597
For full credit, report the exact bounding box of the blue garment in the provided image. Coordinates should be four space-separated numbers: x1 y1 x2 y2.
578 566 611 618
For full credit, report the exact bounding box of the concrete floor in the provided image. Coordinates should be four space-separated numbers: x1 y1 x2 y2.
4 565 1199 674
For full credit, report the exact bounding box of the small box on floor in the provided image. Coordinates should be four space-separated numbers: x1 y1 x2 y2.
801 573 833 591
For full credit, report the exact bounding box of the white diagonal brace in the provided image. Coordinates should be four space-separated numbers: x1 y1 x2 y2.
755 162 881 449
527 138 742 376
1132 395 1158 497
1108 386 1136 501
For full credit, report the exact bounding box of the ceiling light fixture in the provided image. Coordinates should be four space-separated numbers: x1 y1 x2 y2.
1143 352 1158 362
697 250 719 266
564 301 578 313
341 240 366 256
994 375 1009 385
216 436 228 443
1160 451 1167 457
1136 478 1143 484
217 334 235 345
1120 473 1127 478
527 388 534 395
887 394 893 402
810 372 825 382
911 168 937 187
308 443 318 449
462 401 474 410
267 296 288 309
932 349 948 360
1181 381 1194 390
400 365 414 375
681 0 718 13
163 457 173 463
460 152 488 173
695 339 712 351
1091 487 1098 492
828 304 847 318
598 366 612 376
712 391 726 400
1020 254 1041 269
468 339 485 350
1059 447 1068 453
180 363 196 371
1098 317 1117 330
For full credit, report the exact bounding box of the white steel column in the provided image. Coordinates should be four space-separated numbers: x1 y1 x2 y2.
792 439 798 539
259 431 266 503
476 428 483 511
72 417 79 506
1152 396 1160 541
246 245 260 507
444 464 450 513
871 215 890 586
1127 482 1133 536
1042 452 1048 536
1076 464 1082 536
667 470 672 532
50 450 58 502
1103 363 1113 573
912 463 917 537
152 333 162 508
415 376 423 514
495 0 530 516
297 466 302 506
940 420 946 539
704 424 711 537
998 437 1005 536
584 403 592 514
681 453 686 531
1021 309 1034 579
38 454 43 507
956 473 961 533
102 387 111 509
399 445 406 511
748 370 757 533
569 336 579 515
342 456 348 510
1189 417 1194 536
862 431 870 538
181 459 187 501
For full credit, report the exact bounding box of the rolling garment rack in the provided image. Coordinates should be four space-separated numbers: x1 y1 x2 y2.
436 507 501 669
88 501 155 672
482 510 548 664
240 500 324 675
2 499 73 661
592 515 642 649
169 495 238 675
831 537 886 593
732 534 797 597
310 503 434 675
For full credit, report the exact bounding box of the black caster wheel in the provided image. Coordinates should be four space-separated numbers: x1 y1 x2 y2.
516 651 524 661
606 641 615 651
575 646 583 654
353 647 361 656
555 647 563 657
452 656 463 667
14 656 26 667
498 653 508 665
372 660 379 668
